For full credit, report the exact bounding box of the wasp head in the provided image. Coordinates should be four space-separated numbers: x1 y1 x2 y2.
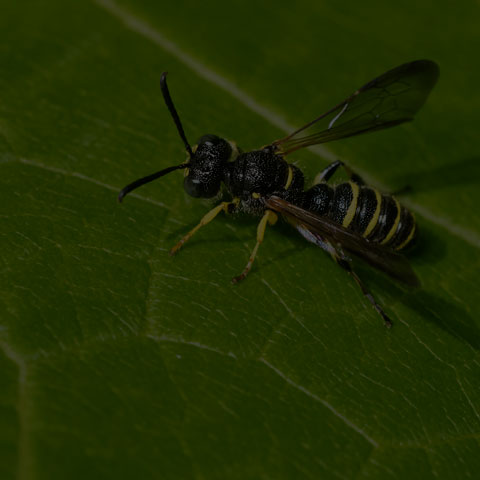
184 134 233 198
118 73 236 203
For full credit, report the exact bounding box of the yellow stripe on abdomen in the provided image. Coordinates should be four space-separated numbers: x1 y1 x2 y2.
342 181 360 228
395 222 416 251
381 198 401 245
284 166 293 190
363 189 382 237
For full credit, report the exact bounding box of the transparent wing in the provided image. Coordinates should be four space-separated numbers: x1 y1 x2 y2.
265 196 420 287
271 60 439 155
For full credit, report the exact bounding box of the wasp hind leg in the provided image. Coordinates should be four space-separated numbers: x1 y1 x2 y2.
232 210 278 284
314 160 365 186
332 249 393 328
170 199 239 255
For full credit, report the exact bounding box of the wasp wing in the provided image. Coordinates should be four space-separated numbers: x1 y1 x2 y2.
270 60 439 155
265 196 420 287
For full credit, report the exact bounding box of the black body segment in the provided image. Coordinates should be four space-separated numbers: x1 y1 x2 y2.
389 207 417 250
329 182 355 225
286 164 305 192
224 150 305 215
350 187 380 235
225 151 289 198
367 195 398 243
303 183 334 216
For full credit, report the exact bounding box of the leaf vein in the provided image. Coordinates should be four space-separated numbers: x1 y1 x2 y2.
259 357 379 448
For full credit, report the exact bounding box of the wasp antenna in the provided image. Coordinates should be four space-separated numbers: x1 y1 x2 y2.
118 163 188 203
160 72 193 158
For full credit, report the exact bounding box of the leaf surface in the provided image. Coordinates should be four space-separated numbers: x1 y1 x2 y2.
1 1 480 478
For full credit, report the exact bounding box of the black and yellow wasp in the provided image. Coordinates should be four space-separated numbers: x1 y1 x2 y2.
119 60 439 326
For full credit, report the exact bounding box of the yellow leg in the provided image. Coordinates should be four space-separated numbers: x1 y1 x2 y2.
169 200 237 256
232 210 278 284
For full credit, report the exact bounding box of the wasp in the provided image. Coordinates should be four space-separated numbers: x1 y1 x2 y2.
119 60 439 326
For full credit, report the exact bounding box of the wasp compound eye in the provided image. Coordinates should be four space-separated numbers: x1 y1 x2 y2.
184 174 220 198
182 135 232 198
183 176 203 198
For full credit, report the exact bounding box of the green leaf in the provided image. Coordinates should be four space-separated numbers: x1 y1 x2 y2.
2 0 480 478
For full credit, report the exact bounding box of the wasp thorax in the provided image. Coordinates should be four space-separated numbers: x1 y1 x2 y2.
183 134 232 198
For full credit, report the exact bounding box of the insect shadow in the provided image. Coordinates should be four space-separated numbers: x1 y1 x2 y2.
394 155 480 193
374 276 480 351
359 249 480 351
403 290 480 351
407 222 447 264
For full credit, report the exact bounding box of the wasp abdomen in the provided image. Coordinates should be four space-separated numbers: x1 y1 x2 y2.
304 182 416 251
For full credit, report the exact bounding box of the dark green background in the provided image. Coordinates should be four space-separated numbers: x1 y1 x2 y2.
1 0 480 478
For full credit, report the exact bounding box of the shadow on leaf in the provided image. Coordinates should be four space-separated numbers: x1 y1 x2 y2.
394 155 480 193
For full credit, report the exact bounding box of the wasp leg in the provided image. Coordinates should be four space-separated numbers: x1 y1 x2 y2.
314 159 342 183
333 252 393 328
232 210 278 284
314 160 365 186
169 199 239 256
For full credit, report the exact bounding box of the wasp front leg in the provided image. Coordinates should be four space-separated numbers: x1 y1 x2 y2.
232 209 278 284
170 198 239 255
